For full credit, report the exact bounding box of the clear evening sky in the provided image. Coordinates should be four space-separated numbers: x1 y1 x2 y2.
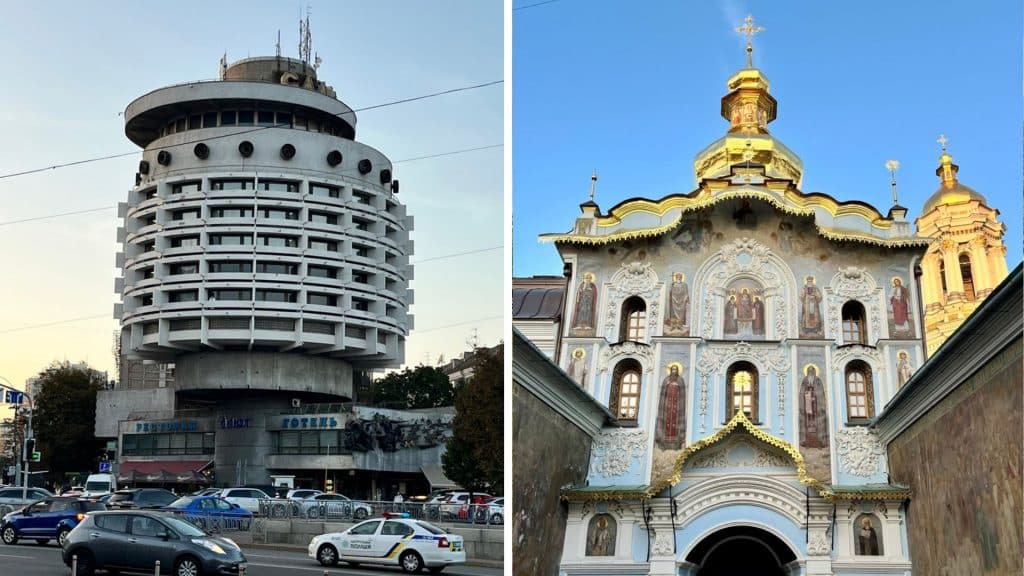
0 1 502 389
512 1 1022 276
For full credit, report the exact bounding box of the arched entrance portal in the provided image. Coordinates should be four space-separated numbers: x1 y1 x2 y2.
686 526 797 576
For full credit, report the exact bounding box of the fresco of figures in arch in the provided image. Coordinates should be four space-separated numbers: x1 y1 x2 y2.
723 278 766 340
651 361 689 483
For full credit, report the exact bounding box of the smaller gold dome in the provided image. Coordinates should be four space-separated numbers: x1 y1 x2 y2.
921 150 987 214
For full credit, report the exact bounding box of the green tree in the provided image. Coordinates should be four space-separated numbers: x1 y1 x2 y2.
32 363 104 483
370 365 455 409
442 345 504 494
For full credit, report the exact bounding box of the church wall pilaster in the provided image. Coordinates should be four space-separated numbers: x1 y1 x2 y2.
968 237 991 294
940 240 964 298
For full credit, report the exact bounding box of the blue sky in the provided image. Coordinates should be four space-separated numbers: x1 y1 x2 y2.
0 1 501 387
512 0 1022 277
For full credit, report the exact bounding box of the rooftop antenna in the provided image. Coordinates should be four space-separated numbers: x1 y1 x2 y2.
276 30 281 58
885 159 900 205
219 52 227 80
299 5 313 66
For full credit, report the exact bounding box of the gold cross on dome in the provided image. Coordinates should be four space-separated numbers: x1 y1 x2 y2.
937 134 948 152
736 14 765 68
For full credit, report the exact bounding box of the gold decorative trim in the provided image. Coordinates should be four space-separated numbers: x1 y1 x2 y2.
562 411 912 503
540 188 929 248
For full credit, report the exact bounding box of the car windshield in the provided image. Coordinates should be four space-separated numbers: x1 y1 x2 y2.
169 497 194 508
415 521 447 535
162 515 206 537
109 493 133 502
82 502 106 512
85 482 110 491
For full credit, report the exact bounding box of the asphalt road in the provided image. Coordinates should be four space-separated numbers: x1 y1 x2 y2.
0 541 503 576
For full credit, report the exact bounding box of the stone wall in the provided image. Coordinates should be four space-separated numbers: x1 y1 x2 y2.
886 339 1022 575
512 383 592 576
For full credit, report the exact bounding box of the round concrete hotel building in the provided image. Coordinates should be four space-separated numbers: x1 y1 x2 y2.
101 56 431 495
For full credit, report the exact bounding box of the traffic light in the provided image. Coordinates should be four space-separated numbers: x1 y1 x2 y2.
24 438 34 458
30 452 41 463
325 478 334 492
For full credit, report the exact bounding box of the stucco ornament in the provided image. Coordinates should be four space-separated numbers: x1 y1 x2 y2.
590 428 648 478
834 427 886 477
807 530 831 556
652 529 675 556
605 261 662 339
687 435 789 469
599 341 655 373
694 342 790 433
826 267 883 341
831 344 884 373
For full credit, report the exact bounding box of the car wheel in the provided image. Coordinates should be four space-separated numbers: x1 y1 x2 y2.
306 506 318 519
71 550 95 576
58 527 71 547
175 555 202 576
317 543 339 567
354 507 368 520
1 525 17 545
399 550 424 573
35 538 49 545
490 513 503 525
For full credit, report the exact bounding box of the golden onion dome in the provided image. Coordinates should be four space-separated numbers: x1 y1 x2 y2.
921 149 988 214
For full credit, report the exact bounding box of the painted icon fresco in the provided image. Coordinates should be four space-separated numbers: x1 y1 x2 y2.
799 275 824 338
664 272 691 336
854 514 883 556
571 273 598 336
567 348 588 388
723 279 765 339
896 350 914 388
585 514 617 556
889 276 912 336
655 363 687 450
799 364 829 448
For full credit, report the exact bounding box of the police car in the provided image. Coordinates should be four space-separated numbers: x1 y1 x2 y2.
309 512 465 573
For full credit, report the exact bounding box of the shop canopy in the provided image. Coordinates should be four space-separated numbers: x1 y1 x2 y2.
118 460 212 484
420 464 458 490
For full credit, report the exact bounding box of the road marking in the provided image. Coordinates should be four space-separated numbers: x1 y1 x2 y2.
0 554 34 559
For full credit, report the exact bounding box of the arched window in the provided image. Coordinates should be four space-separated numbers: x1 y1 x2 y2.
841 301 866 344
610 359 643 422
845 360 875 421
959 253 975 300
939 260 948 294
725 361 759 422
619 297 647 342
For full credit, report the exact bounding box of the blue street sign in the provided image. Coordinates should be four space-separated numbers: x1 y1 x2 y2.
99 461 111 473
3 391 24 404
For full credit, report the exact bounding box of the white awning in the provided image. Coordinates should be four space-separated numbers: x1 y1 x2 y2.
420 464 458 489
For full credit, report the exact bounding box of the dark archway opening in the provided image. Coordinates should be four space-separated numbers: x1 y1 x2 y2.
687 526 797 576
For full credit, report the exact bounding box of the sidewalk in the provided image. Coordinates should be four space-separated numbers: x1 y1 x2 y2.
242 542 505 569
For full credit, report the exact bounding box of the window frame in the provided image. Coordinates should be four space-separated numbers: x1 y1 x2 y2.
845 360 875 422
725 361 760 423
841 301 867 344
609 359 643 424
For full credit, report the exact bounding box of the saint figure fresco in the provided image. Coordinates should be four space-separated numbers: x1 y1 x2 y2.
567 348 587 388
723 280 765 339
890 277 911 335
896 350 914 388
855 515 882 556
664 273 691 336
724 294 738 335
752 295 765 335
586 514 616 556
655 363 686 450
800 275 824 338
571 273 598 335
799 364 829 448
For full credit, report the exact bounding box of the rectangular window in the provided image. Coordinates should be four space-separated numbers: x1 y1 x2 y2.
353 217 371 231
278 431 299 454
309 212 338 225
309 238 338 252
221 110 237 126
353 244 371 258
141 241 156 253
353 298 370 311
308 293 337 306
168 318 200 331
208 289 249 301
258 180 299 192
188 114 201 130
256 290 296 303
258 208 298 220
170 236 199 248
256 262 297 274
210 207 253 218
169 262 199 275
171 209 200 221
237 110 254 125
171 181 201 194
211 179 254 190
141 266 155 279
345 325 366 339
139 187 157 200
308 265 337 279
352 272 369 284
209 234 252 246
138 294 153 307
261 235 298 248
208 261 252 273
143 215 157 227
257 110 275 127
168 290 198 303
309 184 340 198
175 118 186 132
202 112 218 128
303 321 334 334
353 190 373 204
277 112 292 127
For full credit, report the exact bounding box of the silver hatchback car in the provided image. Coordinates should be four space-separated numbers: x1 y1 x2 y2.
62 510 246 576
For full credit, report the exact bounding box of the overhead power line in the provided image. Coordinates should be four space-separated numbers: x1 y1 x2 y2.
513 0 563 11
0 143 501 228
0 80 502 181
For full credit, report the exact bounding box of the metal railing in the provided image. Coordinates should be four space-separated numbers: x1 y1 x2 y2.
254 499 504 527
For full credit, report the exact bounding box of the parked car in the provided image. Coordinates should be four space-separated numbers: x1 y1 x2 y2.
310 514 465 573
219 487 272 514
162 496 253 532
285 489 323 500
84 494 113 505
436 491 491 520
189 488 222 497
59 486 85 497
0 487 53 515
62 510 247 576
474 496 503 524
300 493 372 520
106 488 178 510
81 473 117 497
0 497 105 546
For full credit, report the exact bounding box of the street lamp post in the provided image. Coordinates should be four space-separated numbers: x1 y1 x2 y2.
0 377 33 501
